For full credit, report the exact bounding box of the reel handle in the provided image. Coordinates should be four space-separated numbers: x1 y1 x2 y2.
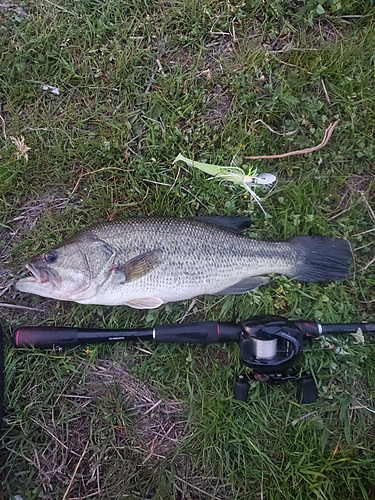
233 371 318 404
234 375 249 402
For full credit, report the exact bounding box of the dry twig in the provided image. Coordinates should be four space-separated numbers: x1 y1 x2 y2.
62 439 90 500
72 166 134 194
173 475 223 500
0 302 43 311
41 0 79 16
321 78 331 105
363 255 375 271
0 114 6 139
244 119 340 160
252 119 297 137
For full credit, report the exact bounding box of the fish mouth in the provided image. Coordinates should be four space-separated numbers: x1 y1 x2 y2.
15 262 60 295
24 262 56 285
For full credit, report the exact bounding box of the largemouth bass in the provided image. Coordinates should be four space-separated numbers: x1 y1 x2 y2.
15 217 352 309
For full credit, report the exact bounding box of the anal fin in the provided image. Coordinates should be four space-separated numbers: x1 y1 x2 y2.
124 297 164 309
214 276 269 295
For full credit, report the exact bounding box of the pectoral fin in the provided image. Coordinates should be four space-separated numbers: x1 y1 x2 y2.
124 297 164 309
214 276 269 295
116 249 162 283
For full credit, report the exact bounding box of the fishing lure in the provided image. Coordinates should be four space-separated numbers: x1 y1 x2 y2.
174 153 276 214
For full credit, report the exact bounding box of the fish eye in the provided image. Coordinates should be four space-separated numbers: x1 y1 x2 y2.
44 251 58 263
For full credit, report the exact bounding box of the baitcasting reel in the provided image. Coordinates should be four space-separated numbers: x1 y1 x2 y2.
235 316 317 403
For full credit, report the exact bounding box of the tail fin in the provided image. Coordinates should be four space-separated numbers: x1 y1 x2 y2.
288 236 353 282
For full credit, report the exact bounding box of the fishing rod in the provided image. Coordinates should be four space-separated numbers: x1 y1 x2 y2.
13 316 375 403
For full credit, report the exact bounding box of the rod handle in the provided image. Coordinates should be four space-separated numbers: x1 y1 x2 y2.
14 327 81 349
154 321 241 344
14 326 155 349
13 322 241 349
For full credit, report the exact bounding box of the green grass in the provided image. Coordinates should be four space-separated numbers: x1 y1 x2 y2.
1 0 375 498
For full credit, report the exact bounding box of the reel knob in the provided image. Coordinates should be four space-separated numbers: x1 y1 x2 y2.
234 374 249 402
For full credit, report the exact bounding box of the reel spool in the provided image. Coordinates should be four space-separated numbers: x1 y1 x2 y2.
239 316 304 373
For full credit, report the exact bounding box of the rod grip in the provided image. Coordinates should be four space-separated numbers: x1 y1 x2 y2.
14 327 81 349
14 326 154 349
154 321 241 344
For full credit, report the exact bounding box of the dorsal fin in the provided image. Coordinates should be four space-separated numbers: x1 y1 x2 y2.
193 216 252 234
